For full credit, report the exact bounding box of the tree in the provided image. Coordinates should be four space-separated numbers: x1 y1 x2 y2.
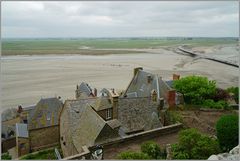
216 114 239 152
173 75 216 104
172 128 220 159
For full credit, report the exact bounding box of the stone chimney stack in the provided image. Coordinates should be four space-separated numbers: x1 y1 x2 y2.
173 74 180 80
112 96 119 119
94 88 97 97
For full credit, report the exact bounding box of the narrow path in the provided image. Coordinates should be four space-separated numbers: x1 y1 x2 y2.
178 46 239 68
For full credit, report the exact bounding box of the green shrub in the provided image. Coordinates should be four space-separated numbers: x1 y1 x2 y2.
141 141 162 159
117 151 151 160
173 75 216 104
165 110 183 125
20 148 57 160
172 128 220 159
202 99 229 109
216 114 239 152
1 152 12 160
227 87 239 104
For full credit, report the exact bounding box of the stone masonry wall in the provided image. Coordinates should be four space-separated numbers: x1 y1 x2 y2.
118 97 162 133
59 106 78 158
29 125 59 152
16 137 30 157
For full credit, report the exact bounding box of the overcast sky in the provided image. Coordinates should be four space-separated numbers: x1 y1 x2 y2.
2 1 239 38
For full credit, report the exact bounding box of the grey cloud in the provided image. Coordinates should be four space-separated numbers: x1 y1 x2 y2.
2 1 238 38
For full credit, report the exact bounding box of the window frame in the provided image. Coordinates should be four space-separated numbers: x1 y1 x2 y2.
106 108 112 120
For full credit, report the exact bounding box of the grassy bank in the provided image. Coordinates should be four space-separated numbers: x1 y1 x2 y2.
2 37 237 56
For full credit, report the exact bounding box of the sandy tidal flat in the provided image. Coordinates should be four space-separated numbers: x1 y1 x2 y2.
1 47 238 110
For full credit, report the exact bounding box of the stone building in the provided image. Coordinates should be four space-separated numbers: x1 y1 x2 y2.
123 67 182 108
60 99 120 158
117 97 162 134
75 82 97 99
27 97 63 151
1 124 16 153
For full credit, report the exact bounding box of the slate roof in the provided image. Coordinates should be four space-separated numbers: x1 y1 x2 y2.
63 98 118 153
22 105 36 112
16 123 28 138
107 119 121 129
78 82 93 96
1 108 18 122
165 80 174 88
28 97 63 130
123 69 172 99
91 96 112 111
1 124 16 139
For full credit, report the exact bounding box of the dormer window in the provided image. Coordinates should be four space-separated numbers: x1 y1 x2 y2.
106 109 112 120
147 75 152 83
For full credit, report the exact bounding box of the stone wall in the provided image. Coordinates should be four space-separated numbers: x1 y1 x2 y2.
29 125 59 152
65 123 182 160
59 106 78 158
101 123 182 151
1 137 16 153
118 97 162 133
16 137 30 157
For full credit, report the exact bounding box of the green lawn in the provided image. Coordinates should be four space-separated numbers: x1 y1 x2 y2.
19 147 62 160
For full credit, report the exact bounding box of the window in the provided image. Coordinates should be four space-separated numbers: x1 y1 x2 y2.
47 112 51 121
106 108 112 119
23 119 28 124
1 133 6 139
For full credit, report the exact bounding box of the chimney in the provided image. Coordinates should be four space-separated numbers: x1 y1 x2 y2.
94 88 97 97
133 67 143 76
168 90 176 108
173 74 180 80
17 105 23 113
112 96 119 119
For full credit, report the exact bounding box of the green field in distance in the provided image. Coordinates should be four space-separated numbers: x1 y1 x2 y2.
2 37 238 55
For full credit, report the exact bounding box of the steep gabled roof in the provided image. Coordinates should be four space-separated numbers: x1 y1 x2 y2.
28 97 63 130
91 96 112 111
124 69 160 98
107 119 121 129
78 82 93 96
64 99 117 153
123 69 172 100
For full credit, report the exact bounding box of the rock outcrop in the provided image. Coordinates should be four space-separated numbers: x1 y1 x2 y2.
208 145 239 160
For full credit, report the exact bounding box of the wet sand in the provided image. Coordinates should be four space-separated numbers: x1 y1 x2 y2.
1 46 238 110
